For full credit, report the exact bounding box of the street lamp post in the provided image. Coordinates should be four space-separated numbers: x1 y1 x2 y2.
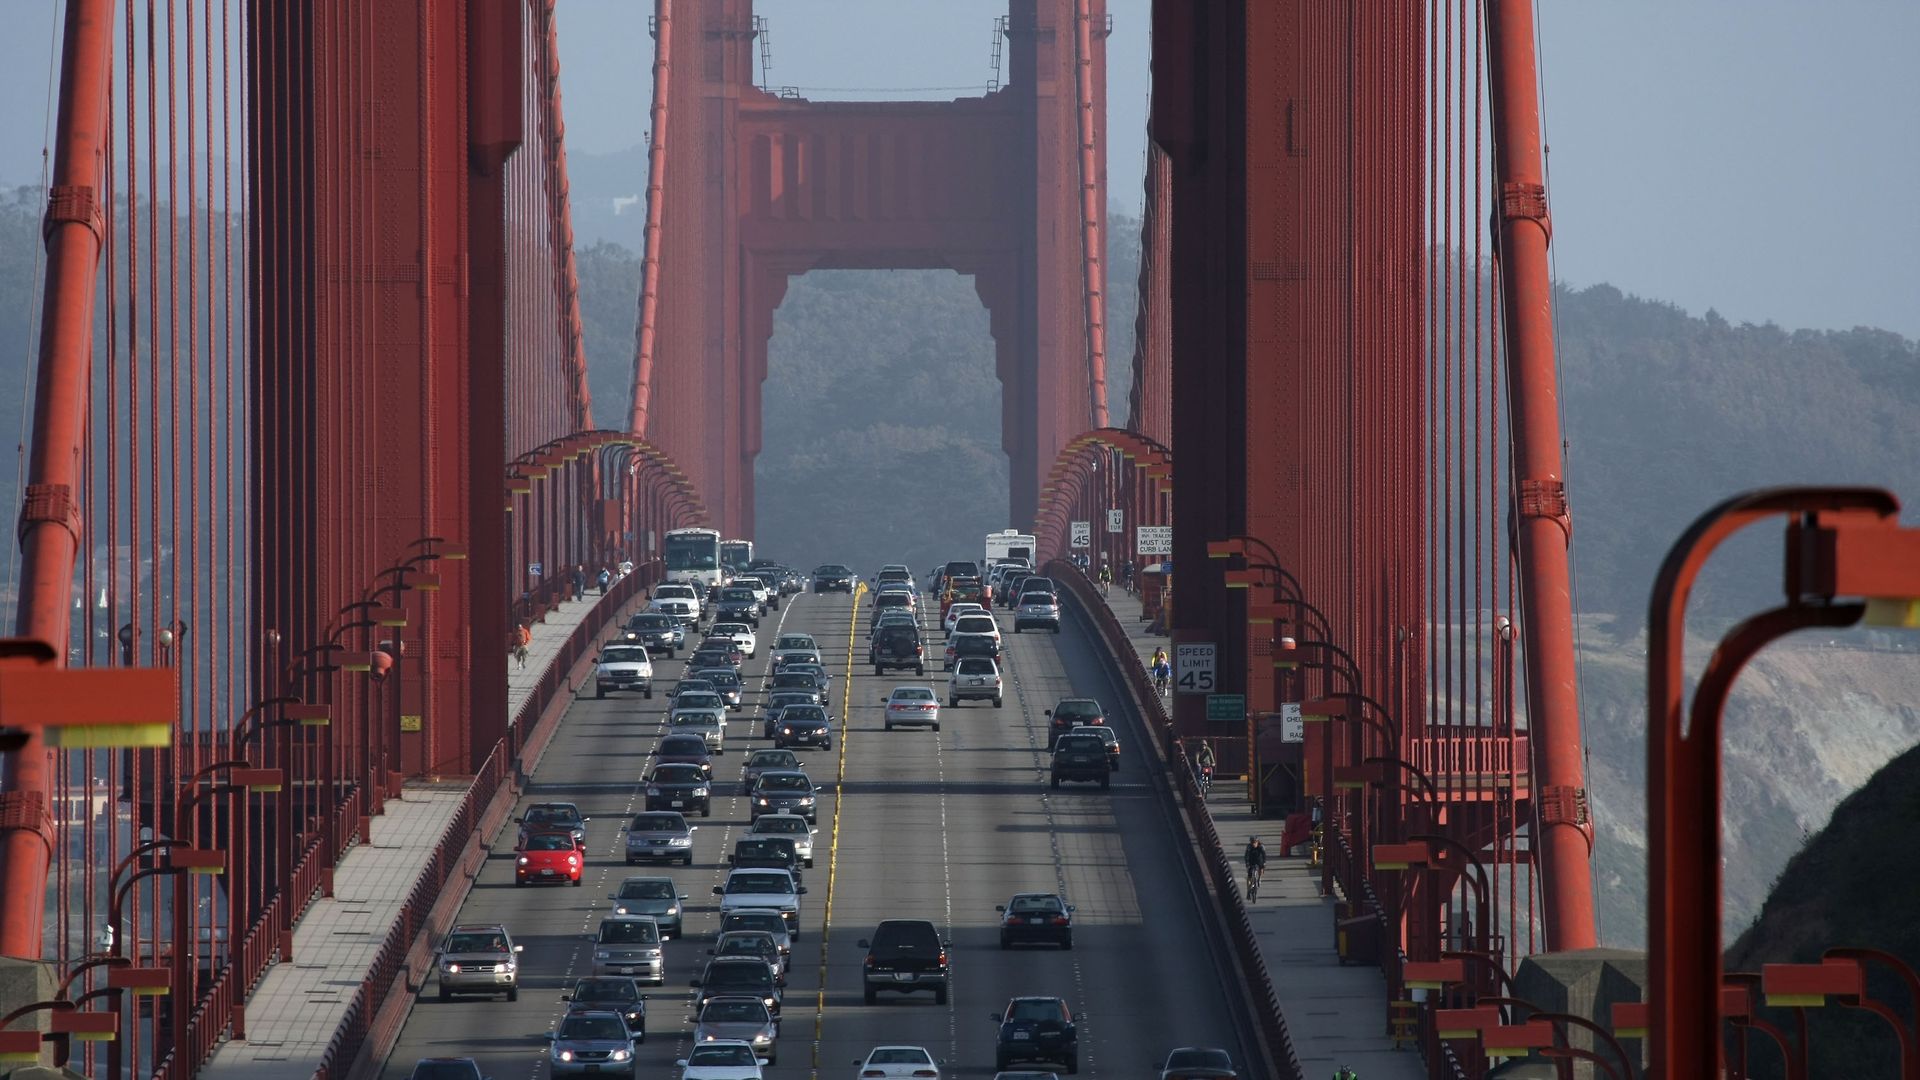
104 842 223 1079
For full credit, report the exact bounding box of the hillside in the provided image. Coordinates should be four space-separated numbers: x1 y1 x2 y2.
1723 742 1920 1080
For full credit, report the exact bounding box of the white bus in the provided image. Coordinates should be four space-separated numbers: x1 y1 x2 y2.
664 527 725 588
985 529 1036 567
721 539 754 572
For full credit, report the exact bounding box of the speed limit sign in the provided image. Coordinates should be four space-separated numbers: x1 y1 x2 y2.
1070 521 1091 548
1175 643 1216 696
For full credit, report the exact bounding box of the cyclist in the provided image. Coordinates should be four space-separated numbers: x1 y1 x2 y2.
1242 836 1267 899
1193 739 1217 795
1097 561 1112 595
1151 654 1172 695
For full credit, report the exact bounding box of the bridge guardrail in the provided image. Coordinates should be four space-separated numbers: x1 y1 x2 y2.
1049 561 1306 1080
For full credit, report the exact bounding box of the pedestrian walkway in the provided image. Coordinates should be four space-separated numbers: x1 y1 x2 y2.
202 587 627 1078
1094 586 1424 1080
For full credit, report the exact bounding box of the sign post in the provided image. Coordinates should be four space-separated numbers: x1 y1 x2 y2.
1280 702 1305 743
1175 643 1216 696
1136 525 1172 556
1069 521 1091 548
1106 509 1124 533
1205 694 1245 723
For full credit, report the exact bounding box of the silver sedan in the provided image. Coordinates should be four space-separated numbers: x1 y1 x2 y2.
690 995 780 1064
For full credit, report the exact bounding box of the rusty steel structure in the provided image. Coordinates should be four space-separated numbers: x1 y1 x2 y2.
12 1 1883 1078
628 0 1111 535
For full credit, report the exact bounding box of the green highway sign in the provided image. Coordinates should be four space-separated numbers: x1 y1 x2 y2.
1205 694 1245 723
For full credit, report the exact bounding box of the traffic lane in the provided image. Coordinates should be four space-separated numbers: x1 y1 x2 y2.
815 600 1244 1076
376 593 836 1079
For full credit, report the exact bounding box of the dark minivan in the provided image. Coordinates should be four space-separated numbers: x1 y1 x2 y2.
870 624 925 676
859 918 951 1004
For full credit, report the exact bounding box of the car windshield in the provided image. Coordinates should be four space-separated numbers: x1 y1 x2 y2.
617 879 674 899
558 1015 627 1041
409 1064 481 1080
657 737 705 755
707 963 772 987
772 674 814 688
749 750 797 766
1055 700 1102 719
871 1049 934 1065
768 693 813 707
778 636 814 649
957 659 996 675
700 670 741 688
894 689 936 702
690 1046 757 1067
525 833 573 852
955 617 996 633
725 912 786 933
631 614 675 628
1008 999 1067 1021
526 805 580 825
734 840 793 861
675 694 724 710
574 978 638 1002
1072 726 1117 744
1057 735 1105 752
755 817 805 835
602 648 648 665
781 707 826 724
727 875 792 894
718 935 775 956
722 588 755 601
445 932 507 954
713 623 749 634
1167 1050 1235 1070
598 920 659 945
1021 593 1054 605
653 765 704 783
1010 895 1063 913
674 680 715 694
759 774 810 792
703 999 770 1023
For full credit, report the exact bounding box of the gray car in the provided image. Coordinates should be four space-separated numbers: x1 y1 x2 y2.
1013 591 1062 633
745 814 816 867
711 929 787 978
740 748 801 796
695 666 744 710
748 771 819 824
436 924 522 1001
610 875 688 938
716 909 794 963
690 996 781 1064
762 691 819 738
623 811 697 866
546 1010 637 1078
591 915 664 984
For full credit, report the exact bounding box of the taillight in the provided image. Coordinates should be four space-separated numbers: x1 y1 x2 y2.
1004 915 1020 926
913 1070 939 1076
1052 915 1070 925
863 1071 887 1078
936 949 948 966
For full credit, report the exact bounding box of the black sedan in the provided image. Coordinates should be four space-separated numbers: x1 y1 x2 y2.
772 707 833 753
619 612 683 655
563 976 647 1039
749 770 820 823
651 733 714 778
762 691 818 738
644 763 712 817
997 892 1075 949
993 997 1078 1073
812 564 856 592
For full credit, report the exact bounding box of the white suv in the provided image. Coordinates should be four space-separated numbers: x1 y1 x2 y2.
947 657 1004 708
653 582 705 618
593 644 655 699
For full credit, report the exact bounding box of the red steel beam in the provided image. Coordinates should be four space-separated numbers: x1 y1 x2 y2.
1072 0 1109 427
0 0 115 960
629 0 673 435
1484 0 1596 950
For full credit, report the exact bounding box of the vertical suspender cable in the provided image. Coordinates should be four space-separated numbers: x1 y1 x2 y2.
1072 0 1108 427
630 0 671 434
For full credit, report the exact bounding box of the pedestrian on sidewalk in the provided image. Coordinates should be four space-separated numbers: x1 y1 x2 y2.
512 623 532 669
596 566 612 594
571 564 587 602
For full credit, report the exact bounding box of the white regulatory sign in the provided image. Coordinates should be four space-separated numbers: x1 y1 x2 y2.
1069 521 1091 548
1175 642 1216 696
1106 509 1124 533
1136 525 1172 556
1281 702 1304 743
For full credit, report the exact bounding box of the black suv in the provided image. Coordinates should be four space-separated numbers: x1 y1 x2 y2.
1045 698 1107 749
812 564 855 592
992 997 1078 1072
859 919 950 1005
728 836 802 885
563 976 647 1039
620 612 683 655
870 625 925 675
715 586 761 626
691 956 782 1014
1050 733 1111 790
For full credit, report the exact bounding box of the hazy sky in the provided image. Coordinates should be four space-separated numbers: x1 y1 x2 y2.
0 1 1912 337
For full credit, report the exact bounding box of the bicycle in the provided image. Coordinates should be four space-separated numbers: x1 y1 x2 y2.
1245 864 1263 902
1152 666 1171 696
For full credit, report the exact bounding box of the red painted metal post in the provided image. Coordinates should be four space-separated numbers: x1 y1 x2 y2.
0 0 114 960
1483 0 1596 951
1071 0 1109 427
629 0 673 434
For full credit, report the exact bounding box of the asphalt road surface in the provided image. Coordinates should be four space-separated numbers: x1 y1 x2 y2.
378 584 1246 1080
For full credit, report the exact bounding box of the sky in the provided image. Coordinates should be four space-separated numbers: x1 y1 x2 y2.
0 1 1913 338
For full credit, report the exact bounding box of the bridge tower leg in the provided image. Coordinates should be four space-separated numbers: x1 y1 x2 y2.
635 0 1104 536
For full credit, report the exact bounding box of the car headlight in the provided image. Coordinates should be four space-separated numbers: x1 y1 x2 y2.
567 855 578 865
646 786 661 796
665 905 679 915
595 951 612 960
781 727 792 735
611 1048 632 1062
493 962 509 973
443 962 460 973
613 905 629 914
798 796 815 805
669 837 691 846
703 1033 717 1041
693 787 709 796
764 997 776 1007
517 856 529 866
555 1048 573 1062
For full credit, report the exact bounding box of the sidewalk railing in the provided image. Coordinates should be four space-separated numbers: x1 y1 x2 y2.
1049 560 1306 1080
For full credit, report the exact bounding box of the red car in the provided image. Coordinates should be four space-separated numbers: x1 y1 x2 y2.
515 829 583 887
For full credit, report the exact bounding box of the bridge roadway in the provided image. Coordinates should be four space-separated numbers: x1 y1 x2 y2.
377 587 1247 1078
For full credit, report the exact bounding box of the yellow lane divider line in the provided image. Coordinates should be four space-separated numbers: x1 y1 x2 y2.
811 582 865 1078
